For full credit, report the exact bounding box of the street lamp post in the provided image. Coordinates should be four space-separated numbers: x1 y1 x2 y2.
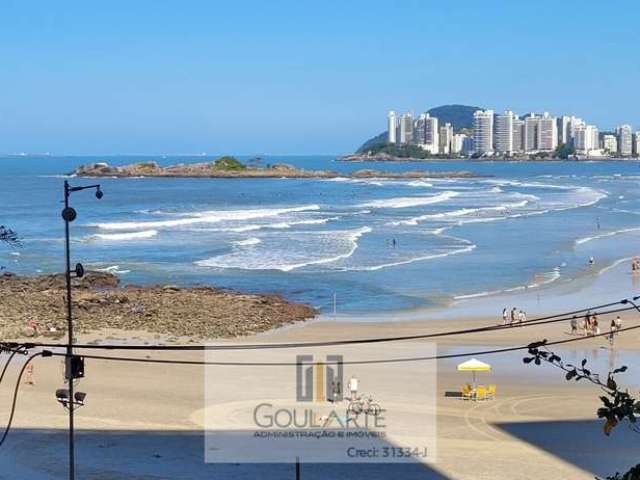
61 180 103 480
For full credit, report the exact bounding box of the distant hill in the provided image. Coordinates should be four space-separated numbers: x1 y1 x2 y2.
356 104 482 153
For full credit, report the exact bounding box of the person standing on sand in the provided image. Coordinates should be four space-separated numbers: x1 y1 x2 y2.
615 315 622 334
570 317 578 335
510 307 517 326
519 310 526 326
502 308 508 325
609 319 617 346
592 315 600 336
583 313 590 337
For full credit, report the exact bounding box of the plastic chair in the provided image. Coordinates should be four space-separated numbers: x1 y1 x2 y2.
487 384 496 399
461 384 473 400
475 385 487 401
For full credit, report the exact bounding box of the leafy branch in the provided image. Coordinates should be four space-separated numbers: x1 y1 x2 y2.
523 340 639 436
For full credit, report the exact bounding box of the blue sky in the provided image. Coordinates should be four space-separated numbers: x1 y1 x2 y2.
1 0 638 155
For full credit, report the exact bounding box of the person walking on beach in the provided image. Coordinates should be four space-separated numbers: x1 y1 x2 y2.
518 310 526 326
615 315 622 334
609 319 617 346
592 315 600 336
502 308 508 325
583 313 591 337
570 317 578 335
510 307 517 326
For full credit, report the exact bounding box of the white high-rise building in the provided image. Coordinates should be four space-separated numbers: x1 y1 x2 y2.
537 112 558 152
473 110 494 154
568 117 585 146
634 132 640 157
399 112 414 144
602 135 618 154
512 118 525 152
617 124 633 156
387 111 397 144
574 124 599 154
439 122 454 155
414 113 439 154
524 114 539 153
495 111 516 154
451 133 467 154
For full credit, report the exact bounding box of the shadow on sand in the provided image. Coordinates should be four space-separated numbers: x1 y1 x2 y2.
0 428 451 479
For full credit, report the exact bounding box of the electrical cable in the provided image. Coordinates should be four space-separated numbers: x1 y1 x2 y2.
46 322 640 367
10 299 635 352
0 352 43 448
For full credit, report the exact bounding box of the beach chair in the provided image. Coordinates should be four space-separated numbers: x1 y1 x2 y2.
461 384 473 400
487 384 496 400
475 385 487 401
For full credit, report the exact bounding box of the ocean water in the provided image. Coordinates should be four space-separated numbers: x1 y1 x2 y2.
2 155 640 315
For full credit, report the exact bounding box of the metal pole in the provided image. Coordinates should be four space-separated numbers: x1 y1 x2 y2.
295 456 300 480
63 181 75 480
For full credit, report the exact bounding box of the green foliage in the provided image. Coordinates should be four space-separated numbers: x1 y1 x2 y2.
554 143 575 160
602 463 640 480
356 104 482 153
212 156 247 171
361 142 452 159
524 340 640 480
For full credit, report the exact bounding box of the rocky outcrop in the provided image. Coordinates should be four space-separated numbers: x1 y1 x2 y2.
72 161 482 179
0 271 317 340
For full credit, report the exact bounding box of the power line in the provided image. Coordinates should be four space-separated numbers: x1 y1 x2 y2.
45 322 640 367
0 352 44 448
12 299 635 352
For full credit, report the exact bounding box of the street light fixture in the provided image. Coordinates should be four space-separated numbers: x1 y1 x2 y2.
61 180 103 480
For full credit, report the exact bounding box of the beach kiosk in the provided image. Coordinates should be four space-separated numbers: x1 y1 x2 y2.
457 358 492 400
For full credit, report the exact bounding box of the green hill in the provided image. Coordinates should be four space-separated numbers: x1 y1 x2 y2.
356 104 482 153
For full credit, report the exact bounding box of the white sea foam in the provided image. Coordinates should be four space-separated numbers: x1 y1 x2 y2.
389 201 529 226
92 230 158 241
598 257 633 276
233 238 262 246
359 191 458 209
347 244 476 272
92 205 320 230
406 180 434 188
575 226 640 246
94 265 131 274
195 226 372 272
454 267 561 300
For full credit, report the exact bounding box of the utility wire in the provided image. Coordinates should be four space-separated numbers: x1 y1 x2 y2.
12 299 635 352
0 352 44 448
46 323 640 367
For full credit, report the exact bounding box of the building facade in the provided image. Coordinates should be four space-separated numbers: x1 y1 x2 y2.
537 112 558 152
399 112 414 144
602 134 618 154
439 122 453 155
387 110 397 144
617 124 633 156
473 109 494 154
495 111 516 154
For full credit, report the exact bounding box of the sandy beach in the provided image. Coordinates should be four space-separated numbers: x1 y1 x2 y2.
2 305 639 479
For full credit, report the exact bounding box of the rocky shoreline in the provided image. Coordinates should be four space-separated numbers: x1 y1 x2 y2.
72 160 482 179
0 271 317 340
